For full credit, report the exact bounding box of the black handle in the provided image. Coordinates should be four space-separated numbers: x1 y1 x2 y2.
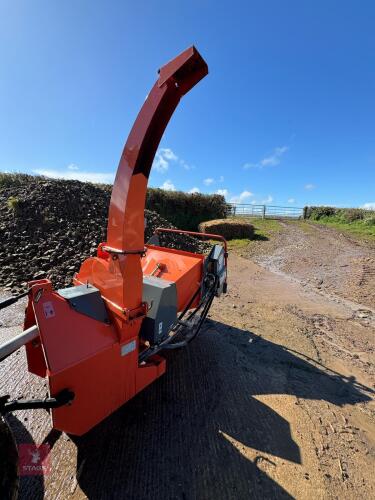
0 389 75 414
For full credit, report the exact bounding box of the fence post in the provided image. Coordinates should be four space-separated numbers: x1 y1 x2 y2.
262 205 266 219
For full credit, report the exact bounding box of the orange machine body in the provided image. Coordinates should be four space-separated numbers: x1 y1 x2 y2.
23 47 210 435
25 281 166 435
142 245 204 311
24 245 204 435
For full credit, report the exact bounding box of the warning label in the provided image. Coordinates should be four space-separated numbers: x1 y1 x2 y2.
43 301 55 319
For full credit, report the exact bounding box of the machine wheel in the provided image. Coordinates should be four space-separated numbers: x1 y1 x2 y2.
0 416 19 499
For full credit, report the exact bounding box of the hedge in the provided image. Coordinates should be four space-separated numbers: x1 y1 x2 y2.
146 188 228 230
305 206 375 223
304 206 336 220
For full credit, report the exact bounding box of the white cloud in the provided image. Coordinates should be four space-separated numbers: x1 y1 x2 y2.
153 151 170 173
203 177 214 186
304 183 316 190
244 145 289 169
161 148 177 161
240 190 254 200
67 163 79 171
153 148 178 173
287 198 295 203
33 168 114 184
160 179 175 191
219 175 224 182
230 190 254 203
262 195 273 204
216 188 229 198
153 147 194 173
189 187 200 194
362 202 375 210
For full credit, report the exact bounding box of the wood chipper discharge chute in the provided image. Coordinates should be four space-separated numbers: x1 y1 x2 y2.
0 47 227 436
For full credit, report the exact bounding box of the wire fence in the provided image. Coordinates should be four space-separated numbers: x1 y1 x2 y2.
226 203 305 219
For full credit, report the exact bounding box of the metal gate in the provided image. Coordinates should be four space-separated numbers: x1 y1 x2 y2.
227 204 304 219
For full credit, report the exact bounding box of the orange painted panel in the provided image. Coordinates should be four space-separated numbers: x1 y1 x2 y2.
24 294 46 377
49 342 137 435
141 246 204 310
33 290 116 374
50 345 165 435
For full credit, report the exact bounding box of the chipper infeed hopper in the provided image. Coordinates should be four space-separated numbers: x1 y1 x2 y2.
0 47 227 436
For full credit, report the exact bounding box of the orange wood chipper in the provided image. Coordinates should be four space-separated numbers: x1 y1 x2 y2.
0 47 227 436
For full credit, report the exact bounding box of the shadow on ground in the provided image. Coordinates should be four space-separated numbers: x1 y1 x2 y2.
252 233 269 241
72 321 370 500
3 414 45 500
8 320 372 500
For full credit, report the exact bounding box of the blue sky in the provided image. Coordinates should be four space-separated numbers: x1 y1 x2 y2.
0 1 374 208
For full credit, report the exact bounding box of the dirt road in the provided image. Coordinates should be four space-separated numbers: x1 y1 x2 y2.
1 221 374 499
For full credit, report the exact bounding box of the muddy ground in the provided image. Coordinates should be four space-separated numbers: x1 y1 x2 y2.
0 220 374 499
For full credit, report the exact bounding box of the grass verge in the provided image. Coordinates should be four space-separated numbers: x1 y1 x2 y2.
227 217 282 252
309 217 375 242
